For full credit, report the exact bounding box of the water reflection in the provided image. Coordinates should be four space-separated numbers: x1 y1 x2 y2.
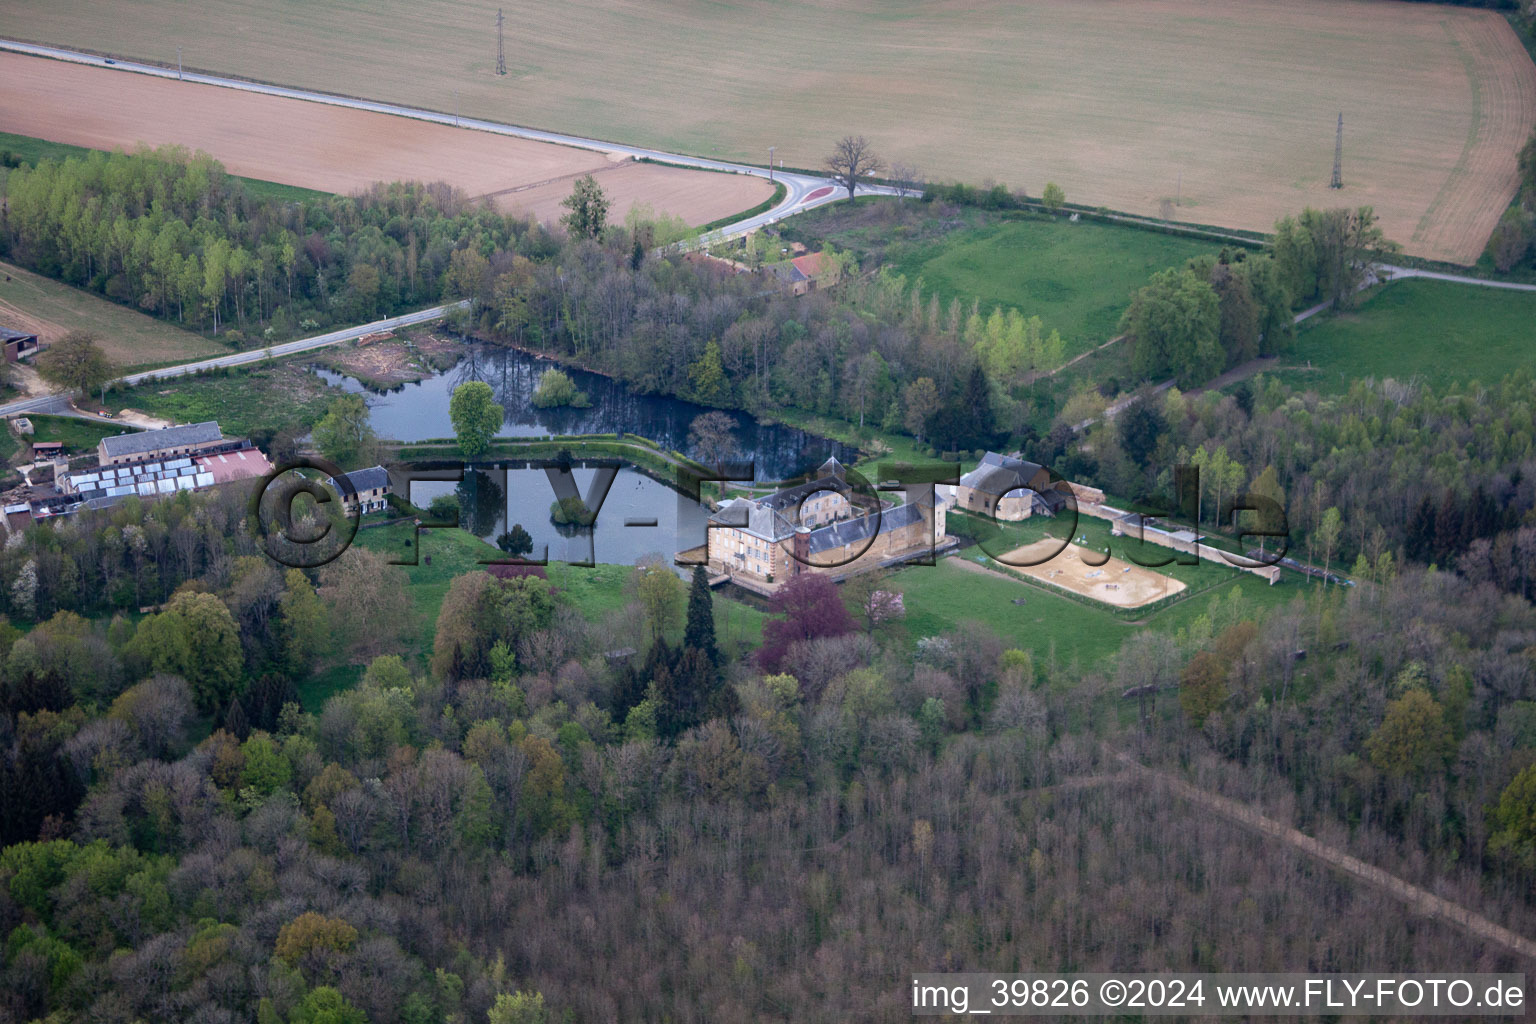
314 342 854 481
409 467 711 567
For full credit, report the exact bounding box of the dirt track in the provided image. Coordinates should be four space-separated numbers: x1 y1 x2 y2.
0 52 771 228
1120 753 1536 962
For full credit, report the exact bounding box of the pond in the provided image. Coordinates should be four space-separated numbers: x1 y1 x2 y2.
314 342 855 482
407 466 712 568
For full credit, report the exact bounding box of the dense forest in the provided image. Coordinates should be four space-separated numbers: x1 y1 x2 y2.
5 485 1536 1021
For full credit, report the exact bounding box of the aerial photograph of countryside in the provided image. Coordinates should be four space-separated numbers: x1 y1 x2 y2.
2 0 1536 1019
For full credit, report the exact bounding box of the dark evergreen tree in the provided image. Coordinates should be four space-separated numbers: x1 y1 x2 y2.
3 670 73 717
246 673 298 733
1118 401 1166 469
684 566 719 667
497 524 535 558
222 697 251 741
1407 494 1437 562
610 659 649 720
1434 490 1462 561
926 363 1000 453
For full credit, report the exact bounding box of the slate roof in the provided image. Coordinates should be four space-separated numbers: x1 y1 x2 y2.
959 451 1047 498
766 262 810 285
710 497 799 542
327 465 391 496
806 500 925 555
100 421 222 460
0 326 38 344
709 457 858 541
759 474 845 512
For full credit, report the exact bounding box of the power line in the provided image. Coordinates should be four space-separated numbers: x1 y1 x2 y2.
496 8 506 76
1331 112 1343 189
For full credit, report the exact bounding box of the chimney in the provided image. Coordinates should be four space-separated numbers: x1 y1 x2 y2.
793 525 810 575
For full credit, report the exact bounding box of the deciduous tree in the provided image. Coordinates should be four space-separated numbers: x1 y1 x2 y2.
757 573 856 673
449 380 504 457
38 331 113 398
1366 688 1453 779
312 394 379 470
825 136 883 201
127 591 244 716
687 411 738 467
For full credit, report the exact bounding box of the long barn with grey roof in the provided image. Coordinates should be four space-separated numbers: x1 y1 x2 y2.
98 421 226 466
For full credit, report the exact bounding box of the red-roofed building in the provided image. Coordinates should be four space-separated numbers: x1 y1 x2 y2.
194 447 273 485
765 250 840 296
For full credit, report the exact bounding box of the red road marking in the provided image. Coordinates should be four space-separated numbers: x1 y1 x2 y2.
801 185 834 204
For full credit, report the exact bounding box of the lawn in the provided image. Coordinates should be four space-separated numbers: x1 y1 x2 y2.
4 0 1523 262
896 511 1301 674
25 414 120 454
790 203 1217 355
894 217 1219 352
349 522 767 677
348 521 505 671
0 259 231 370
106 362 340 437
1279 278 1536 393
0 130 331 204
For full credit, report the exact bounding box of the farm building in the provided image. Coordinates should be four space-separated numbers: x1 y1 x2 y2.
765 251 837 296
324 465 392 514
98 421 227 466
956 452 1060 520
30 443 272 526
0 326 39 363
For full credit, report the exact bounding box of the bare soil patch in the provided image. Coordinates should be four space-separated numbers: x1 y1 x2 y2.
319 334 462 389
996 538 1186 609
0 53 770 228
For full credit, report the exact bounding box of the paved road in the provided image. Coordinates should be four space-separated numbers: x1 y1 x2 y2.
1374 263 1536 293
0 303 468 418
117 302 468 386
0 38 899 238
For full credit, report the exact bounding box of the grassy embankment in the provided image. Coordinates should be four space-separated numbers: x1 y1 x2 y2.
782 199 1216 429
106 362 340 437
786 202 1217 356
0 130 330 204
1278 279 1536 394
0 259 231 372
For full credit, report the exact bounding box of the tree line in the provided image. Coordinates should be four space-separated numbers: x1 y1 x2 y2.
1066 366 1536 591
0 147 541 346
